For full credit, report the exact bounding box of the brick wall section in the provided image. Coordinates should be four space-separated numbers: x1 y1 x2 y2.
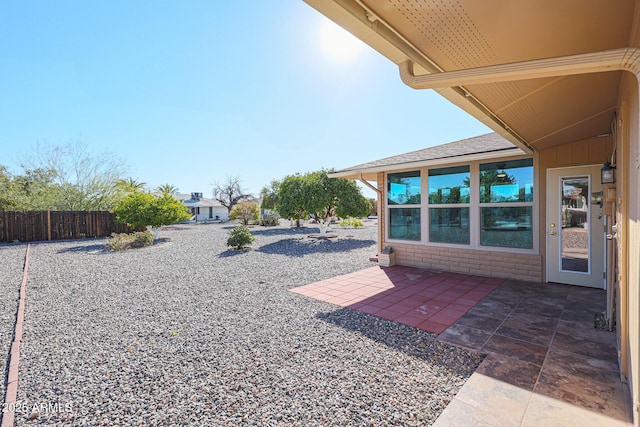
389 242 543 282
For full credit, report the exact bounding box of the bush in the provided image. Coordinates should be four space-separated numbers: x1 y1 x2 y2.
229 201 260 226
339 217 364 228
226 225 255 250
131 230 155 248
106 231 155 251
260 212 280 226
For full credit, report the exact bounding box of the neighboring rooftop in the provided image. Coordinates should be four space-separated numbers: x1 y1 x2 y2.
331 133 524 179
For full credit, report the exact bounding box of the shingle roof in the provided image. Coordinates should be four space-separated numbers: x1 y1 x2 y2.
334 132 520 174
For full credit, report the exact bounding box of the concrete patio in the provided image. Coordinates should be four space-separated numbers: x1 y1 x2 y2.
291 265 633 426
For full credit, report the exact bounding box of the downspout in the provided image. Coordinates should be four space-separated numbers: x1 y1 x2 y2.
357 173 381 196
398 46 640 422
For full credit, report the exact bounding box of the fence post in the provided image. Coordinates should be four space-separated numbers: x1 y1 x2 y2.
47 210 52 241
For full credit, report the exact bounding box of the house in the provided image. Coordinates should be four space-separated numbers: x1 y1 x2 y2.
305 1 640 425
174 192 228 221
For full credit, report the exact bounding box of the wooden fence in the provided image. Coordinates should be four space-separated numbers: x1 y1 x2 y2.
0 211 139 243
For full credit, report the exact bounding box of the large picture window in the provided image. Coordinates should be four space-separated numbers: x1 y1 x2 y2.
479 159 534 249
428 166 470 244
385 158 535 251
387 171 421 241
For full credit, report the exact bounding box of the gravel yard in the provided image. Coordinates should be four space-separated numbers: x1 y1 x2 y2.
12 223 483 426
0 244 26 402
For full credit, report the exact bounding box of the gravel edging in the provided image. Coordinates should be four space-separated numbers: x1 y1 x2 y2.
16 224 483 426
0 244 27 409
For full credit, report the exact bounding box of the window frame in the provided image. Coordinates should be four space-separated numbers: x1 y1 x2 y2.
384 155 538 254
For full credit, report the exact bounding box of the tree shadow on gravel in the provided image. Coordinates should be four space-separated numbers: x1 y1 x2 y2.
316 308 485 374
248 227 314 236
257 238 376 257
56 243 107 253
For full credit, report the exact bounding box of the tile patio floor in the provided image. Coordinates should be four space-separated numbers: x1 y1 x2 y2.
290 265 633 426
290 265 504 334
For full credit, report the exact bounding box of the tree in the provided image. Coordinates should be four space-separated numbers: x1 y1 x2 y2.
115 178 146 194
259 179 280 211
277 174 307 228
212 175 251 214
21 140 127 210
112 192 191 240
229 201 260 225
156 183 179 196
278 170 370 235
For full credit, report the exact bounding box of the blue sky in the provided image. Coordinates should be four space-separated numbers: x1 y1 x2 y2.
0 0 490 198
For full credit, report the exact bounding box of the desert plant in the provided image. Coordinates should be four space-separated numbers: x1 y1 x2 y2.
260 212 280 226
131 230 155 247
106 231 155 251
226 225 255 250
339 217 364 228
229 201 260 225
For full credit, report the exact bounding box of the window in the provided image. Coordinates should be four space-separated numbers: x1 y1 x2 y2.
387 171 421 241
388 171 421 205
479 159 534 248
389 208 421 241
428 166 470 244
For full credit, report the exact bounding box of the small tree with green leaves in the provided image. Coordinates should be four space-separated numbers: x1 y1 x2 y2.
277 174 307 227
229 201 260 225
278 170 370 235
112 192 191 240
226 224 255 250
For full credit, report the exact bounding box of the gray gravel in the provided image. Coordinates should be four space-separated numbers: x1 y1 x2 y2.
0 244 26 402
14 223 483 426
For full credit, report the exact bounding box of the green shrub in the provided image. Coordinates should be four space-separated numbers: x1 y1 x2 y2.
339 217 364 228
106 233 130 251
227 225 255 250
131 230 155 248
260 212 280 227
106 231 155 251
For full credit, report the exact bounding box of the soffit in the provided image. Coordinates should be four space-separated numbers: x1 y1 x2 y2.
309 0 639 151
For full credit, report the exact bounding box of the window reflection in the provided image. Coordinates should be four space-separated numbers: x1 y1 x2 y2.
429 208 469 244
481 207 532 248
480 159 533 203
389 208 421 241
388 171 421 205
428 166 470 204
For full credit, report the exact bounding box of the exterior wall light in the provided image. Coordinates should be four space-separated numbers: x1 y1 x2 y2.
601 161 616 184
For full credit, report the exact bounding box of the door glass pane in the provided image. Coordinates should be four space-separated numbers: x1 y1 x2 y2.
561 177 589 272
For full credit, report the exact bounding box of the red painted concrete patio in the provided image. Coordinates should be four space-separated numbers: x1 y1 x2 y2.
290 265 504 334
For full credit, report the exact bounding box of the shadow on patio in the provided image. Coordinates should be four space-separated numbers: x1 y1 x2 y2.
290 266 633 426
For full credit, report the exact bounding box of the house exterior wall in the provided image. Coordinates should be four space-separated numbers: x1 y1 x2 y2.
619 71 640 424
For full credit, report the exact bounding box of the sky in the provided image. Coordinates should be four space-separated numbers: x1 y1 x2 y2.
0 0 490 199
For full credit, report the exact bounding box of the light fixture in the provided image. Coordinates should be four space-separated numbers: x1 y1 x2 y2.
496 163 507 178
497 170 507 178
601 161 616 184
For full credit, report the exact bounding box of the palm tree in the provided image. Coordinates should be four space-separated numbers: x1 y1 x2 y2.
156 183 179 196
114 177 146 194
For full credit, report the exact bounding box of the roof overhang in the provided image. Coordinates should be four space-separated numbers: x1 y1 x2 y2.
330 145 524 180
304 0 640 152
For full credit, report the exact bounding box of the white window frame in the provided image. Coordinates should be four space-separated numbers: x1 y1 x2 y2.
384 155 539 255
